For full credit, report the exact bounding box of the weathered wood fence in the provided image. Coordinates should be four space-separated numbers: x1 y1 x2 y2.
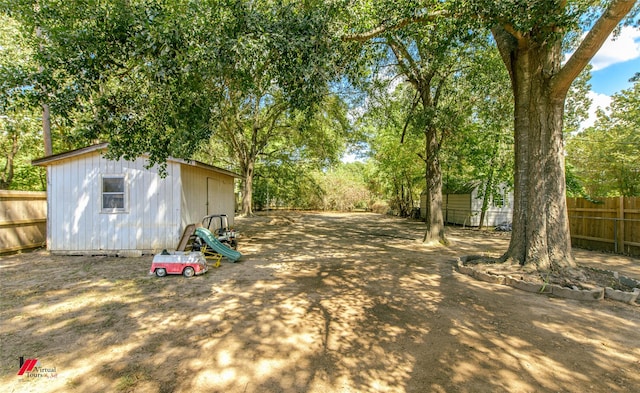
0 190 47 254
567 197 640 256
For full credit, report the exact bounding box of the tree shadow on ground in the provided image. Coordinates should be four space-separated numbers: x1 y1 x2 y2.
1 212 639 392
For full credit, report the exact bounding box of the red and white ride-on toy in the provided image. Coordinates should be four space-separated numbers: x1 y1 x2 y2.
149 250 208 277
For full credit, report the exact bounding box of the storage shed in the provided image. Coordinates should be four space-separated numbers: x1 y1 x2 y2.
421 183 513 227
32 143 241 255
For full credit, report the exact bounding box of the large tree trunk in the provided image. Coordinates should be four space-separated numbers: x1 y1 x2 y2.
490 0 637 272
240 160 255 216
494 31 574 271
422 125 446 244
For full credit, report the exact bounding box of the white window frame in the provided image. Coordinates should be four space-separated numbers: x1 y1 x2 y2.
101 175 128 213
492 190 506 208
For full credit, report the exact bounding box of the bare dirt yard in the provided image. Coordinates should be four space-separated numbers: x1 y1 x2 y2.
2 211 640 393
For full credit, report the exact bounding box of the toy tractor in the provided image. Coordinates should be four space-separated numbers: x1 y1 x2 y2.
201 214 238 250
175 214 241 267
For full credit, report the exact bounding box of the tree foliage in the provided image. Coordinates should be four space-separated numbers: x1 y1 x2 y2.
343 1 498 243
359 82 423 217
566 80 640 197
313 162 374 211
5 0 353 209
440 45 514 228
0 12 46 190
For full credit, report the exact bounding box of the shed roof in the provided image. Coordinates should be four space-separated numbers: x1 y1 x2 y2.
32 143 243 179
421 181 481 196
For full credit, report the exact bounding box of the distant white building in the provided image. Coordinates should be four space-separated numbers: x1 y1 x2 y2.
33 143 241 255
421 182 513 227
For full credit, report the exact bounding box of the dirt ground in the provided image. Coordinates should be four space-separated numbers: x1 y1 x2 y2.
1 211 640 393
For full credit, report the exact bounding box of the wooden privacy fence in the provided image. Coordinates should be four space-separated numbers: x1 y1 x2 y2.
567 197 640 256
0 190 47 254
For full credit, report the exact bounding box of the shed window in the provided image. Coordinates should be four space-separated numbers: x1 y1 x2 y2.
492 191 505 208
102 176 126 211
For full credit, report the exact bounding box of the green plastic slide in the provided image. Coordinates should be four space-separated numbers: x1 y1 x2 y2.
194 227 242 262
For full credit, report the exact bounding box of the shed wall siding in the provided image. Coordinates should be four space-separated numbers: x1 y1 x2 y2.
421 184 513 227
470 186 513 227
469 188 483 226
47 152 181 253
180 165 235 229
444 194 473 225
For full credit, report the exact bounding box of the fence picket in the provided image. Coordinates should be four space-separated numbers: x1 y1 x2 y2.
0 191 47 254
567 196 640 256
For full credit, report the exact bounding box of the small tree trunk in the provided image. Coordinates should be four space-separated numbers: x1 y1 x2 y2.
43 103 52 156
404 175 414 218
478 173 493 231
400 183 407 216
0 133 19 189
479 152 498 230
36 26 52 157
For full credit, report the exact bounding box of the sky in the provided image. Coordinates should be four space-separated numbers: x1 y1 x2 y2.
582 26 640 128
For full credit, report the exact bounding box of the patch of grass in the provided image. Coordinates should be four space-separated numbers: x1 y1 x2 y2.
65 378 80 390
116 374 138 391
116 370 149 392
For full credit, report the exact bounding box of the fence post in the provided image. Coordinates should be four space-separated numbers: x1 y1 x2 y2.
618 196 625 253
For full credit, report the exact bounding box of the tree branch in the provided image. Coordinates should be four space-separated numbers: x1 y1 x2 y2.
553 0 636 97
500 23 525 43
387 36 421 86
401 91 420 144
432 69 451 109
342 11 447 42
491 25 518 82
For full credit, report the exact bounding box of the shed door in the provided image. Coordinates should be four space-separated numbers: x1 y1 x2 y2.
207 177 221 215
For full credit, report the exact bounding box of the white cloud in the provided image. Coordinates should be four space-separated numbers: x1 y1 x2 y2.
590 26 640 71
581 91 612 130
